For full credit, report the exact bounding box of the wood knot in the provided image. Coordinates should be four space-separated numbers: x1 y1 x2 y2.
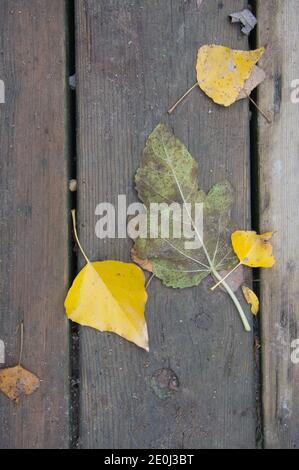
150 368 179 400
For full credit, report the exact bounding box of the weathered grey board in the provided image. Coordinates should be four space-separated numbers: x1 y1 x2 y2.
0 1 69 448
257 0 299 449
75 0 256 448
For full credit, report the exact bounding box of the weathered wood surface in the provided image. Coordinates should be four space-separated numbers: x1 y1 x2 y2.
75 0 256 449
0 1 69 448
257 0 299 449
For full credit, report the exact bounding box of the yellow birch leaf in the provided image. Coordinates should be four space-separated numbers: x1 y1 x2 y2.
196 45 265 106
0 365 40 403
65 261 149 351
242 286 259 315
231 231 276 268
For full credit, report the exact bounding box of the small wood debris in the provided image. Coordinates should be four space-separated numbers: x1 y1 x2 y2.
69 74 76 90
69 179 77 192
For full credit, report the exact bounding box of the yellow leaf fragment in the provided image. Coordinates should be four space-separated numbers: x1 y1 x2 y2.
231 231 276 268
0 365 40 403
242 286 259 315
196 45 265 106
65 261 149 351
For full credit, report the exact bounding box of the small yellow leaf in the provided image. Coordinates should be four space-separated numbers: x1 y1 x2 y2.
231 231 276 268
196 45 265 106
65 261 149 351
0 365 40 403
242 286 259 315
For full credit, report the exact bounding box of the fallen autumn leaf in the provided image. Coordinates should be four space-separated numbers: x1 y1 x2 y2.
196 44 265 106
231 231 276 268
65 211 149 351
0 366 40 403
242 286 259 315
0 323 40 403
132 124 251 331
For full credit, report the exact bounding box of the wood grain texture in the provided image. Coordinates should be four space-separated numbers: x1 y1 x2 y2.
0 1 69 449
257 0 299 449
75 0 256 448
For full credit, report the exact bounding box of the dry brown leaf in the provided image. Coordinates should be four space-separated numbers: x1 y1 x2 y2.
131 248 153 273
229 9 257 35
0 365 40 403
237 65 266 100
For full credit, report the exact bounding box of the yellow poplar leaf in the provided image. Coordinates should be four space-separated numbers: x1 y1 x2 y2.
196 44 265 106
231 231 276 268
65 261 149 351
0 365 40 403
242 286 259 315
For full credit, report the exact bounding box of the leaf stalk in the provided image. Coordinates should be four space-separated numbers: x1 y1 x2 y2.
212 269 251 332
71 210 90 264
211 262 242 291
168 82 198 114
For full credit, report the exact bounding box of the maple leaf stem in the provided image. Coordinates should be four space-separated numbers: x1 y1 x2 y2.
71 209 90 264
168 82 198 114
212 269 251 332
210 262 242 291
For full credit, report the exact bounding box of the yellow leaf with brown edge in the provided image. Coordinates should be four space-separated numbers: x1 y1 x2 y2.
242 286 259 315
0 365 40 403
196 45 265 106
231 231 276 268
65 261 149 351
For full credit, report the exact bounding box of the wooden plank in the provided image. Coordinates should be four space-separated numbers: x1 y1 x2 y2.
0 1 69 449
257 0 299 449
75 0 256 448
